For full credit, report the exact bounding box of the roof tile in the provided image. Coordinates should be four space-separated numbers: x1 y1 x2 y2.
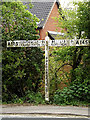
24 0 60 28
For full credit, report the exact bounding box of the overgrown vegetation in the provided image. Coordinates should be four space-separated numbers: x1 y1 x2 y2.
2 1 45 104
1 1 90 105
51 0 90 105
54 77 89 106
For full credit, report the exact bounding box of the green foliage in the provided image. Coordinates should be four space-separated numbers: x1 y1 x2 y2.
2 1 39 45
3 91 45 105
49 47 71 94
2 48 44 102
54 88 74 105
2 1 90 105
57 1 90 81
75 1 90 39
2 1 45 103
52 46 90 106
6 91 45 105
25 91 45 105
58 1 90 39
53 78 90 105
52 1 90 106
53 46 90 105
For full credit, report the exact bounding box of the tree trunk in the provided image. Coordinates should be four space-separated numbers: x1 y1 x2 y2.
71 47 83 82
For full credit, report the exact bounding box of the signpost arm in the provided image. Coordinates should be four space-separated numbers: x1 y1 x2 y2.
45 36 49 101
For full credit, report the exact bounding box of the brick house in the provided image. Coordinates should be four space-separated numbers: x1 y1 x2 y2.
25 0 71 89
29 0 71 89
26 0 64 40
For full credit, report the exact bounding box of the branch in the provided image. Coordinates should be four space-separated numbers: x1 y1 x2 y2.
56 63 72 72
76 48 83 67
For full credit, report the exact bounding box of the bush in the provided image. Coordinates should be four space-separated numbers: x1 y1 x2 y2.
25 91 45 105
53 80 90 106
2 2 44 103
53 87 74 105
53 58 90 106
3 91 45 105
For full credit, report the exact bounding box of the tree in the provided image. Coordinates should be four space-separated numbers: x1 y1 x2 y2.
55 1 90 81
51 1 90 105
2 1 44 103
58 1 90 39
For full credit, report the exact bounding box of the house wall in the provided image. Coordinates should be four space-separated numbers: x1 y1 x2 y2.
38 3 71 90
39 3 61 40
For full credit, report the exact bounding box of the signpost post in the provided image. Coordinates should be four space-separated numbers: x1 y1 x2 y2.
7 37 89 101
45 36 49 101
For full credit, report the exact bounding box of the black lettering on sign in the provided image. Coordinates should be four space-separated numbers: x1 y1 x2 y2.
76 40 79 44
27 42 30 47
46 76 48 80
82 40 85 44
11 41 15 46
20 42 24 46
31 41 33 45
52 40 55 43
46 77 48 81
46 60 48 62
85 40 89 44
8 42 10 46
51 40 55 45
45 82 47 86
46 57 48 60
46 71 48 74
16 42 18 46
46 87 47 92
80 40 84 44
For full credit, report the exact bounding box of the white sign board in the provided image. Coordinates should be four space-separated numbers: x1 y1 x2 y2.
48 39 89 46
7 40 45 47
7 39 89 47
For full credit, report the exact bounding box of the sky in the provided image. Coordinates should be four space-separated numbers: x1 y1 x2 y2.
60 0 84 8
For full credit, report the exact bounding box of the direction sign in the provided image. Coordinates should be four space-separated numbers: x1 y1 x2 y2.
7 40 45 47
7 39 89 47
7 37 90 101
48 39 89 46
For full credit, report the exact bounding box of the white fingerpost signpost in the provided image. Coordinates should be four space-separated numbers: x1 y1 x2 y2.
45 36 49 101
7 37 89 101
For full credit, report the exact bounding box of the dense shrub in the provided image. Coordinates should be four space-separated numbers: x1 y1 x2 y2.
53 60 90 106
25 91 45 105
54 78 90 105
2 1 44 103
3 91 45 105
